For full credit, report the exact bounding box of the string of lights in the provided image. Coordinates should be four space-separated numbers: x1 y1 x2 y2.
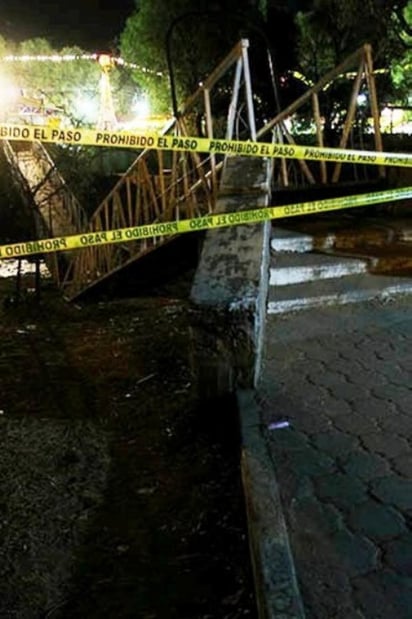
1 53 163 76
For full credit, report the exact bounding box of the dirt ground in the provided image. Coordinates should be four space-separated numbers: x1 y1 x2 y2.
0 272 256 619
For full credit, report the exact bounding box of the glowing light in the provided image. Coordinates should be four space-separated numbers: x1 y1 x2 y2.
291 71 314 87
380 106 412 134
74 95 98 122
0 75 20 110
1 53 163 76
3 53 98 63
98 54 113 70
119 114 171 132
132 95 150 118
0 51 165 126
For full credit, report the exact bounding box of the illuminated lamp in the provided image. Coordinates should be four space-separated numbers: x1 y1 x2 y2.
98 54 113 71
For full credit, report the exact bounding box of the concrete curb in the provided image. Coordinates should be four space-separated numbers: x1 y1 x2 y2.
237 389 306 619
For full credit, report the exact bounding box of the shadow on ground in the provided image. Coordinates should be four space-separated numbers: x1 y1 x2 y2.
0 278 256 619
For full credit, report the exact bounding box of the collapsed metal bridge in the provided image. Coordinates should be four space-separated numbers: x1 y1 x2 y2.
2 41 385 301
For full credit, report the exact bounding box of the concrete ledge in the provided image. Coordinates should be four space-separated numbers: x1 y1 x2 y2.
268 273 412 314
270 253 369 286
237 389 306 619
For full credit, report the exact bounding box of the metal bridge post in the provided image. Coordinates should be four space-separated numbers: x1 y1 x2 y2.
226 58 243 140
240 40 257 141
364 44 385 178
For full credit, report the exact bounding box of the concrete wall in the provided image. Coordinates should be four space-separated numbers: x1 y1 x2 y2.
190 155 273 392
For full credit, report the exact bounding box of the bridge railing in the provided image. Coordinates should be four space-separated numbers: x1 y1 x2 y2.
62 39 257 300
28 141 89 234
3 139 88 235
256 44 384 188
2 138 88 284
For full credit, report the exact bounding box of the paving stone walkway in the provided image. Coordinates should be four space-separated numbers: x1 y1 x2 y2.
257 295 412 619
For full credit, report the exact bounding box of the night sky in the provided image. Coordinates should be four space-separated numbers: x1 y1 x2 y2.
0 0 136 51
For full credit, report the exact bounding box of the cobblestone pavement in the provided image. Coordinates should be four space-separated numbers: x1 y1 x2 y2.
257 295 412 619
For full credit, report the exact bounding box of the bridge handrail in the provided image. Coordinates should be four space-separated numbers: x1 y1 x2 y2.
255 44 383 186
61 39 257 300
30 140 89 232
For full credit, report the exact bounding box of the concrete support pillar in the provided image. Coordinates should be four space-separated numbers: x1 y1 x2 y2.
190 156 272 396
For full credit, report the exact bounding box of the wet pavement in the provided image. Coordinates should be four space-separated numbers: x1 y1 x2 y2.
256 295 412 618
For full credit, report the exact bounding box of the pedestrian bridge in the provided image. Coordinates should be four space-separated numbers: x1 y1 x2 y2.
1 40 389 301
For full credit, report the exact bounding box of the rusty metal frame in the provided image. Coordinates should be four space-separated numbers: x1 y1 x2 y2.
3 42 386 301
2 139 88 285
257 44 384 187
61 39 256 300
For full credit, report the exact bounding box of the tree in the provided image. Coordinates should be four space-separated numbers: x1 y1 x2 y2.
288 0 412 140
0 37 141 213
390 0 412 104
0 39 97 123
0 35 8 58
295 0 410 83
119 0 279 114
0 38 138 127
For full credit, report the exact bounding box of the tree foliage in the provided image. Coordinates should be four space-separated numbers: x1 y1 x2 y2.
0 35 8 58
295 0 411 82
0 37 138 125
288 0 412 139
0 36 141 211
119 0 290 115
390 0 412 103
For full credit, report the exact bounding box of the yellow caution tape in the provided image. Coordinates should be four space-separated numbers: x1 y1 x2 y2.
1 122 412 167
0 186 410 261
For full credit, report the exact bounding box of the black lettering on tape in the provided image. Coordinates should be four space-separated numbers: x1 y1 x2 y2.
171 137 198 150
